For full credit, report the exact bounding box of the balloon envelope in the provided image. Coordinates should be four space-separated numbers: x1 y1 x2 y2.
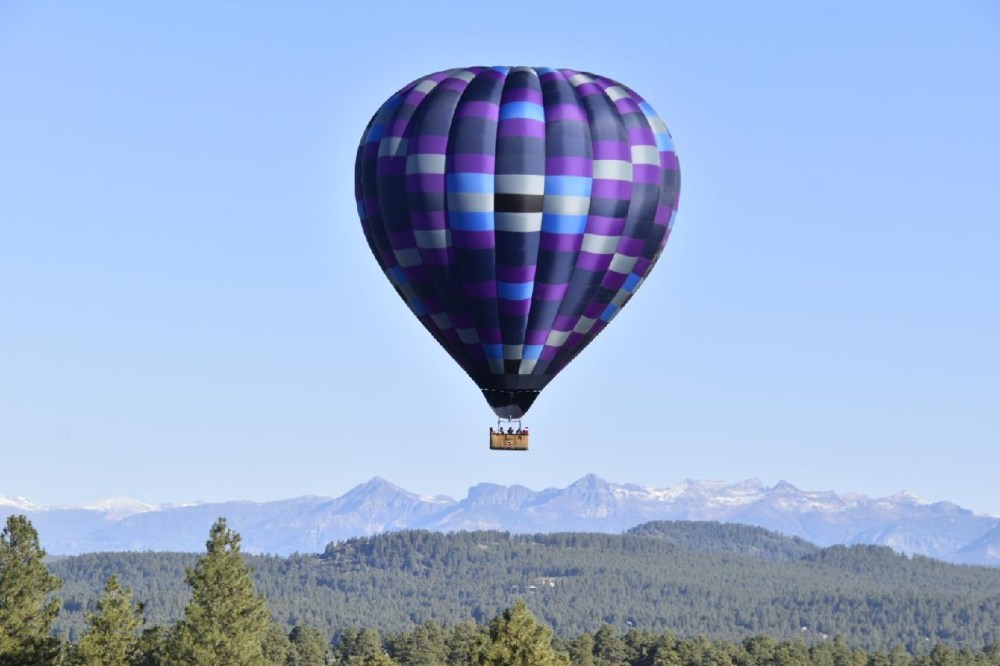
355 66 680 419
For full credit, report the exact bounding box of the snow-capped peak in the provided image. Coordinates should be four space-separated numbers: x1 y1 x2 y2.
880 491 930 506
80 497 159 518
0 495 40 512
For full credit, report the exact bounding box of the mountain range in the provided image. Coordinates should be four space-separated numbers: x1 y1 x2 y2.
4 475 999 565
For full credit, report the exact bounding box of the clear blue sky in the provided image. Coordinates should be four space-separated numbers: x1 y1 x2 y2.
1 1 998 513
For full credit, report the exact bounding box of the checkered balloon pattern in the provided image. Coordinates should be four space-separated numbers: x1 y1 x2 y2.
355 67 680 419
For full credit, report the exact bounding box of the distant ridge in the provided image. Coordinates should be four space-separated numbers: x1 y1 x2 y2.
4 476 998 565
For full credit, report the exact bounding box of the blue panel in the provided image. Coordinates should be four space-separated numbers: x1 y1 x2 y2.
522 344 544 360
385 93 405 110
497 281 534 300
655 134 674 152
449 211 494 231
388 266 408 285
623 273 640 291
483 343 504 360
541 214 588 235
411 297 428 316
544 175 592 197
499 101 545 122
447 172 495 193
366 124 386 143
600 303 618 321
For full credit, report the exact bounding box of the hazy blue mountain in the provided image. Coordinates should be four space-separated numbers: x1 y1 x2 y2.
949 522 1000 565
3 476 998 564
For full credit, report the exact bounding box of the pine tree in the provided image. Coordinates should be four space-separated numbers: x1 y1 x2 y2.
593 625 629 666
0 515 62 666
566 632 596 666
337 627 394 665
167 518 273 666
388 620 447 665
288 625 330 666
446 620 486 665
135 626 168 666
261 622 291 665
477 600 570 666
73 575 143 666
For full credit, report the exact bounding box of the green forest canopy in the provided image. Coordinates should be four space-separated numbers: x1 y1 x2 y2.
46 520 1000 652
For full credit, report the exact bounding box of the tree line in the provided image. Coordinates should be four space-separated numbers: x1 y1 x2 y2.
5 514 1000 665
50 524 1000 651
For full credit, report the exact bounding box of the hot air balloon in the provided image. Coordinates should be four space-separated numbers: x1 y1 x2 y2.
355 66 680 450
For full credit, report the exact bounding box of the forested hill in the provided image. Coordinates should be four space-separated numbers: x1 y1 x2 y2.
50 522 1000 651
625 521 820 561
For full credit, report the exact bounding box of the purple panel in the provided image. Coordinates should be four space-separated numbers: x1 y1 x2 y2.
546 156 592 176
478 328 502 344
503 87 543 104
601 271 628 290
412 135 449 152
464 281 498 299
633 164 660 184
614 98 641 114
388 230 415 247
539 234 582 252
389 119 410 135
452 153 496 172
533 282 569 301
553 314 576 331
593 141 630 160
407 174 446 194
577 251 612 272
497 265 536 282
617 237 646 256
376 158 405 176
591 179 632 200
402 265 429 283
500 299 532 316
546 104 588 122
654 205 672 226
660 151 679 170
524 329 549 345
585 215 626 236
498 119 545 138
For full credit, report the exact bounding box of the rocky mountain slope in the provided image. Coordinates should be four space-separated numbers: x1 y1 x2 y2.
4 475 997 564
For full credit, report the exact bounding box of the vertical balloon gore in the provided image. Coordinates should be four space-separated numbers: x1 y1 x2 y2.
355 67 680 418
